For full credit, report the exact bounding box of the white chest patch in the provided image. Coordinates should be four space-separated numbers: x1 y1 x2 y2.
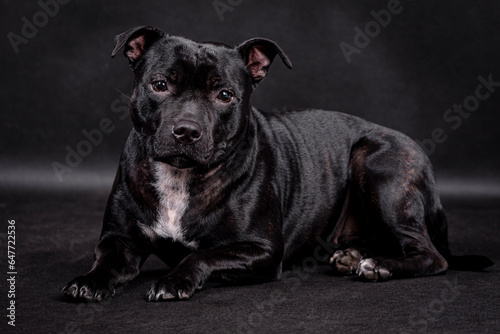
138 162 197 248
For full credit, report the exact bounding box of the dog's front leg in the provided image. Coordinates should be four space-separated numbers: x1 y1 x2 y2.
62 235 147 301
147 242 282 301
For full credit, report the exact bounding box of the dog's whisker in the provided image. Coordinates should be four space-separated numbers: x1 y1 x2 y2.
114 89 131 100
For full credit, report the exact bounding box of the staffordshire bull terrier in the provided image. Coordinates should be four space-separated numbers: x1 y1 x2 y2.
62 26 493 301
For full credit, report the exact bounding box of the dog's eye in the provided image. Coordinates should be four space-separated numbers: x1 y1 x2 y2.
152 80 168 92
217 90 233 103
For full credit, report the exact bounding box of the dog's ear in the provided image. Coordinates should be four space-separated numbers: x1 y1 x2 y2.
111 26 164 66
238 38 292 87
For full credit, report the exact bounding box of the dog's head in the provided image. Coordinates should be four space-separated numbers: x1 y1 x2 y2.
112 26 292 169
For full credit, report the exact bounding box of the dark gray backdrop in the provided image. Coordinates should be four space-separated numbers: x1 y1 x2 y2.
2 0 500 194
2 2 500 333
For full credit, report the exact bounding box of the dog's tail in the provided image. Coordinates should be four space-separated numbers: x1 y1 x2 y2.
434 208 494 271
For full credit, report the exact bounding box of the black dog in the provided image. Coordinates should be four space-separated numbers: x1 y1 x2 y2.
63 26 493 302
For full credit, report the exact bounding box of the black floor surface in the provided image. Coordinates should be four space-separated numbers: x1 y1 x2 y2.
2 188 499 333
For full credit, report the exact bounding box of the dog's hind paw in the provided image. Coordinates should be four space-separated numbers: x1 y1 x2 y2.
330 248 363 275
356 258 392 282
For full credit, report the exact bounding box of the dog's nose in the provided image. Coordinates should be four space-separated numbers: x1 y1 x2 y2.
172 120 202 144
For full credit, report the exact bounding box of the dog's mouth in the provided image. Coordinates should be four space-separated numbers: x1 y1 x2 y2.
154 154 199 169
144 135 206 169
145 135 232 170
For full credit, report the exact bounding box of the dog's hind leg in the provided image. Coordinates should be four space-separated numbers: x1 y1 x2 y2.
329 186 379 277
345 133 449 281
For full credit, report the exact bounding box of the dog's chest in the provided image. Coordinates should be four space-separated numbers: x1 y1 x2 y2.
138 163 197 248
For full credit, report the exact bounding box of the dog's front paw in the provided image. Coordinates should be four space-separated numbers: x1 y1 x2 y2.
62 273 115 302
146 274 198 301
330 248 363 275
356 258 392 282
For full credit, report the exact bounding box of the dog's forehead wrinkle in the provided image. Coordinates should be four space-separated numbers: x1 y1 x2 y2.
141 37 241 90
153 36 239 76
